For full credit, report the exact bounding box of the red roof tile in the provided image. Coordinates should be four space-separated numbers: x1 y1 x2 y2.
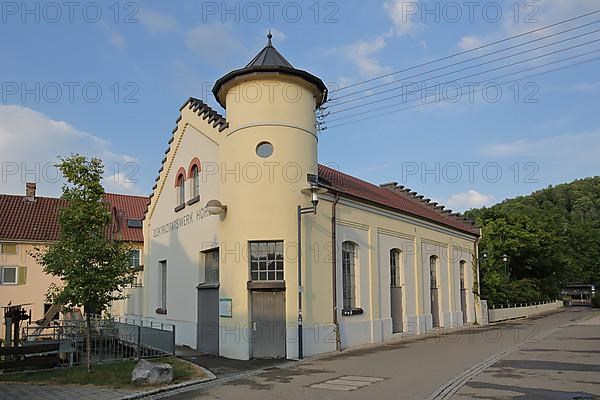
0 193 148 243
318 164 480 237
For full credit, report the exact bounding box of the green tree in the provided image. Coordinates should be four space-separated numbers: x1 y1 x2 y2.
466 176 600 305
34 155 136 372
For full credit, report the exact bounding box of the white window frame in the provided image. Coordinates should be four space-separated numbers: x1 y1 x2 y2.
129 249 141 269
176 175 185 206
159 260 167 310
0 266 18 285
191 165 200 198
249 241 284 282
459 260 467 290
390 249 402 288
430 256 438 289
342 241 357 310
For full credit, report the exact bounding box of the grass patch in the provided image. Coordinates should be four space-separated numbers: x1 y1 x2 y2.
0 357 207 390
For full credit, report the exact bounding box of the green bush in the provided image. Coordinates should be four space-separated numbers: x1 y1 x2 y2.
592 294 600 308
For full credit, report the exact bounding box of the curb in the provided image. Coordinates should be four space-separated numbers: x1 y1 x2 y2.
121 366 216 400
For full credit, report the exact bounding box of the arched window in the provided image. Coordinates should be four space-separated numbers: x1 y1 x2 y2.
176 174 185 206
390 249 401 288
459 260 466 289
429 255 438 289
342 241 357 310
191 165 200 198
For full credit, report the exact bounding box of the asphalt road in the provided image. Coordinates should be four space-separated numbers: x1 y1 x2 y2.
160 307 600 400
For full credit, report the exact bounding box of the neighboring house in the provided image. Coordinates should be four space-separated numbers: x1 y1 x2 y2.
0 183 148 338
140 34 482 361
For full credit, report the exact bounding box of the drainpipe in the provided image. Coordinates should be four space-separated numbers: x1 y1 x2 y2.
331 193 341 351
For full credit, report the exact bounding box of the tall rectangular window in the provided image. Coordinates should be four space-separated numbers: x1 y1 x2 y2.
430 256 438 289
459 260 466 289
342 241 356 310
249 241 284 281
159 260 167 310
390 249 401 288
204 248 219 283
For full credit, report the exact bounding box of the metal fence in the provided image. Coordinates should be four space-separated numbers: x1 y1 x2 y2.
487 300 563 323
21 316 175 367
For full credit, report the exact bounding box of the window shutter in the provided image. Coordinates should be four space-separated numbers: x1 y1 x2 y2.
17 266 27 285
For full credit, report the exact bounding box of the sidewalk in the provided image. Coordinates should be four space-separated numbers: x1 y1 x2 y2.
175 346 289 379
0 383 133 400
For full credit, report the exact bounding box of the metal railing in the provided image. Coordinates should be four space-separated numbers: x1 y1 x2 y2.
489 300 558 309
22 315 175 366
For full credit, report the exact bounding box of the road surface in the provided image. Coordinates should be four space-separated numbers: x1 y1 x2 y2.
159 307 600 400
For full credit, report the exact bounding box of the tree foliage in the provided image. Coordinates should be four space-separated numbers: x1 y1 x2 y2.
465 177 600 305
34 155 136 371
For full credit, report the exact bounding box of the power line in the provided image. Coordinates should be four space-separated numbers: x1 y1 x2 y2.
328 19 600 103
327 37 600 116
326 48 600 124
329 9 600 94
322 51 600 130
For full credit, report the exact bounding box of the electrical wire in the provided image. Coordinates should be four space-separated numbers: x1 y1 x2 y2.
329 9 600 94
327 37 600 115
328 20 600 104
322 52 600 130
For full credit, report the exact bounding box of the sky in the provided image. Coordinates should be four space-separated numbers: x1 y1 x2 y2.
1 0 599 211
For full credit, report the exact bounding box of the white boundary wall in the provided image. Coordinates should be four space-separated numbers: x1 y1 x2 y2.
488 300 563 323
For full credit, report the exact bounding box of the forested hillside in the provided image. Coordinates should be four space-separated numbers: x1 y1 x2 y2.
465 177 600 305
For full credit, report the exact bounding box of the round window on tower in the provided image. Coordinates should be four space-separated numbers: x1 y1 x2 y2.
256 142 274 158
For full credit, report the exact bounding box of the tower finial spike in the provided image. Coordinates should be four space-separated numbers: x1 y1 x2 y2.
267 30 273 46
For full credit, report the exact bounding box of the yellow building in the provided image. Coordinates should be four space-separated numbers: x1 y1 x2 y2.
141 34 481 360
0 183 147 339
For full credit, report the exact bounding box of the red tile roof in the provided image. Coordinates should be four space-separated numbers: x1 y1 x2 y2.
0 193 148 243
318 164 480 236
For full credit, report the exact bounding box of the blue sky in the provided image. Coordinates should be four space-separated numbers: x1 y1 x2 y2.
1 0 599 211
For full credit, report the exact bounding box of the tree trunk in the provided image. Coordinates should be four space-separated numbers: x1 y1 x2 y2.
86 312 92 373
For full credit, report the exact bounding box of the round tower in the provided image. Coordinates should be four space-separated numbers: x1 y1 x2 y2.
212 33 327 360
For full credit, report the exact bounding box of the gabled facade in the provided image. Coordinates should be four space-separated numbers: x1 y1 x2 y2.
141 35 481 360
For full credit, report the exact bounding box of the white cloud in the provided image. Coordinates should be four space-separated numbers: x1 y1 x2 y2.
0 105 142 196
446 190 495 210
185 25 244 68
455 0 598 50
385 0 421 36
458 35 484 51
344 34 392 78
480 130 600 160
138 9 177 33
110 32 126 49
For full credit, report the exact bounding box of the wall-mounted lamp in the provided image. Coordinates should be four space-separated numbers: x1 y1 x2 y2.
300 185 328 213
205 199 227 216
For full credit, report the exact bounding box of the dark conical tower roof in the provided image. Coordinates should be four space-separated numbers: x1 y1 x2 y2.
245 32 294 68
213 32 327 108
